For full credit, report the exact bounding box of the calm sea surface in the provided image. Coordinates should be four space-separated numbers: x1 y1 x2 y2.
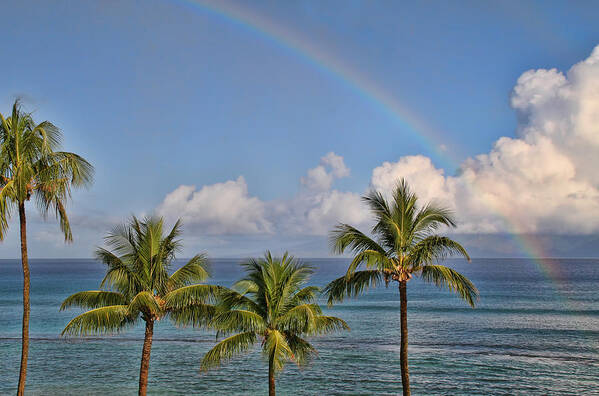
0 258 598 395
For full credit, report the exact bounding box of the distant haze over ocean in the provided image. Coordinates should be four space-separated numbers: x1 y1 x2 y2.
2 232 598 259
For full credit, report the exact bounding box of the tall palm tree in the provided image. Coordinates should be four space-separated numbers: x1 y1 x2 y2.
324 179 478 396
61 216 220 396
199 251 349 396
0 100 94 395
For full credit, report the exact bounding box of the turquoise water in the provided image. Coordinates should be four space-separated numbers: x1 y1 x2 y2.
0 258 598 395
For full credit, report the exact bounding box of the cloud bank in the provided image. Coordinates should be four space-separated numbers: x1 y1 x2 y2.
158 46 599 240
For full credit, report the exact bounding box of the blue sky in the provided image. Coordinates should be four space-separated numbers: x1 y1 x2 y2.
2 1 599 258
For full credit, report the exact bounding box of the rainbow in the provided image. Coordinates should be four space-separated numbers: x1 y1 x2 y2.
173 0 457 170
171 0 570 304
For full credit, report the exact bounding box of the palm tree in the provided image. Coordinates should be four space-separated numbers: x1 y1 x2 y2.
199 251 349 396
61 216 220 396
0 100 94 395
324 179 478 396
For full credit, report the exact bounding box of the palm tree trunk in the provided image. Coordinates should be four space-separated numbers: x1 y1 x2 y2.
268 353 276 396
17 202 29 396
138 319 154 396
399 280 410 396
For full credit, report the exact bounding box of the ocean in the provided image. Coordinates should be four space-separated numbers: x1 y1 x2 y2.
0 258 597 395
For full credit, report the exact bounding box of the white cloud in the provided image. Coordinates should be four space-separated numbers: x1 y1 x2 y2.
321 151 350 178
301 151 350 191
156 176 272 235
370 45 599 234
157 153 366 237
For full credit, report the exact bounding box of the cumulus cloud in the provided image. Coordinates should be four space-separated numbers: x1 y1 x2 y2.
301 151 350 191
157 153 366 237
157 45 599 240
370 45 599 234
157 176 272 234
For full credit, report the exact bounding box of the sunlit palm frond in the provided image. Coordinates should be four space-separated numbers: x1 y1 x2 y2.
264 329 294 372
60 291 127 311
61 305 132 336
127 291 163 318
231 278 259 294
163 284 223 309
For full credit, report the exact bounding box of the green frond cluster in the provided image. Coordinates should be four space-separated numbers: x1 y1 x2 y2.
62 216 218 336
323 270 382 306
0 100 94 240
169 304 217 328
325 178 477 307
168 254 210 289
201 251 349 375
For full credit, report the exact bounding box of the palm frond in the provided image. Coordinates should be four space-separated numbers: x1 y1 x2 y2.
169 303 217 328
329 224 386 256
408 235 470 267
283 333 317 367
263 329 294 372
60 291 127 311
311 315 350 335
287 286 319 306
200 331 257 371
61 305 132 336
217 287 264 317
420 265 479 307
323 270 382 306
361 189 392 220
168 254 210 289
96 248 142 297
211 309 266 333
276 303 320 333
411 203 456 237
347 249 393 276
163 284 224 309
0 178 16 240
127 291 162 318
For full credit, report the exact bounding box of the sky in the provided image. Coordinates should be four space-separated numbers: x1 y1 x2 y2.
2 0 599 258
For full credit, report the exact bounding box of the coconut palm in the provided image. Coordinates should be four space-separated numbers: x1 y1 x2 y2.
0 100 94 395
199 251 349 396
61 216 220 396
324 179 478 396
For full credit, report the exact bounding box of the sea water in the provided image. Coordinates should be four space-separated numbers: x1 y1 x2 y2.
0 258 597 395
